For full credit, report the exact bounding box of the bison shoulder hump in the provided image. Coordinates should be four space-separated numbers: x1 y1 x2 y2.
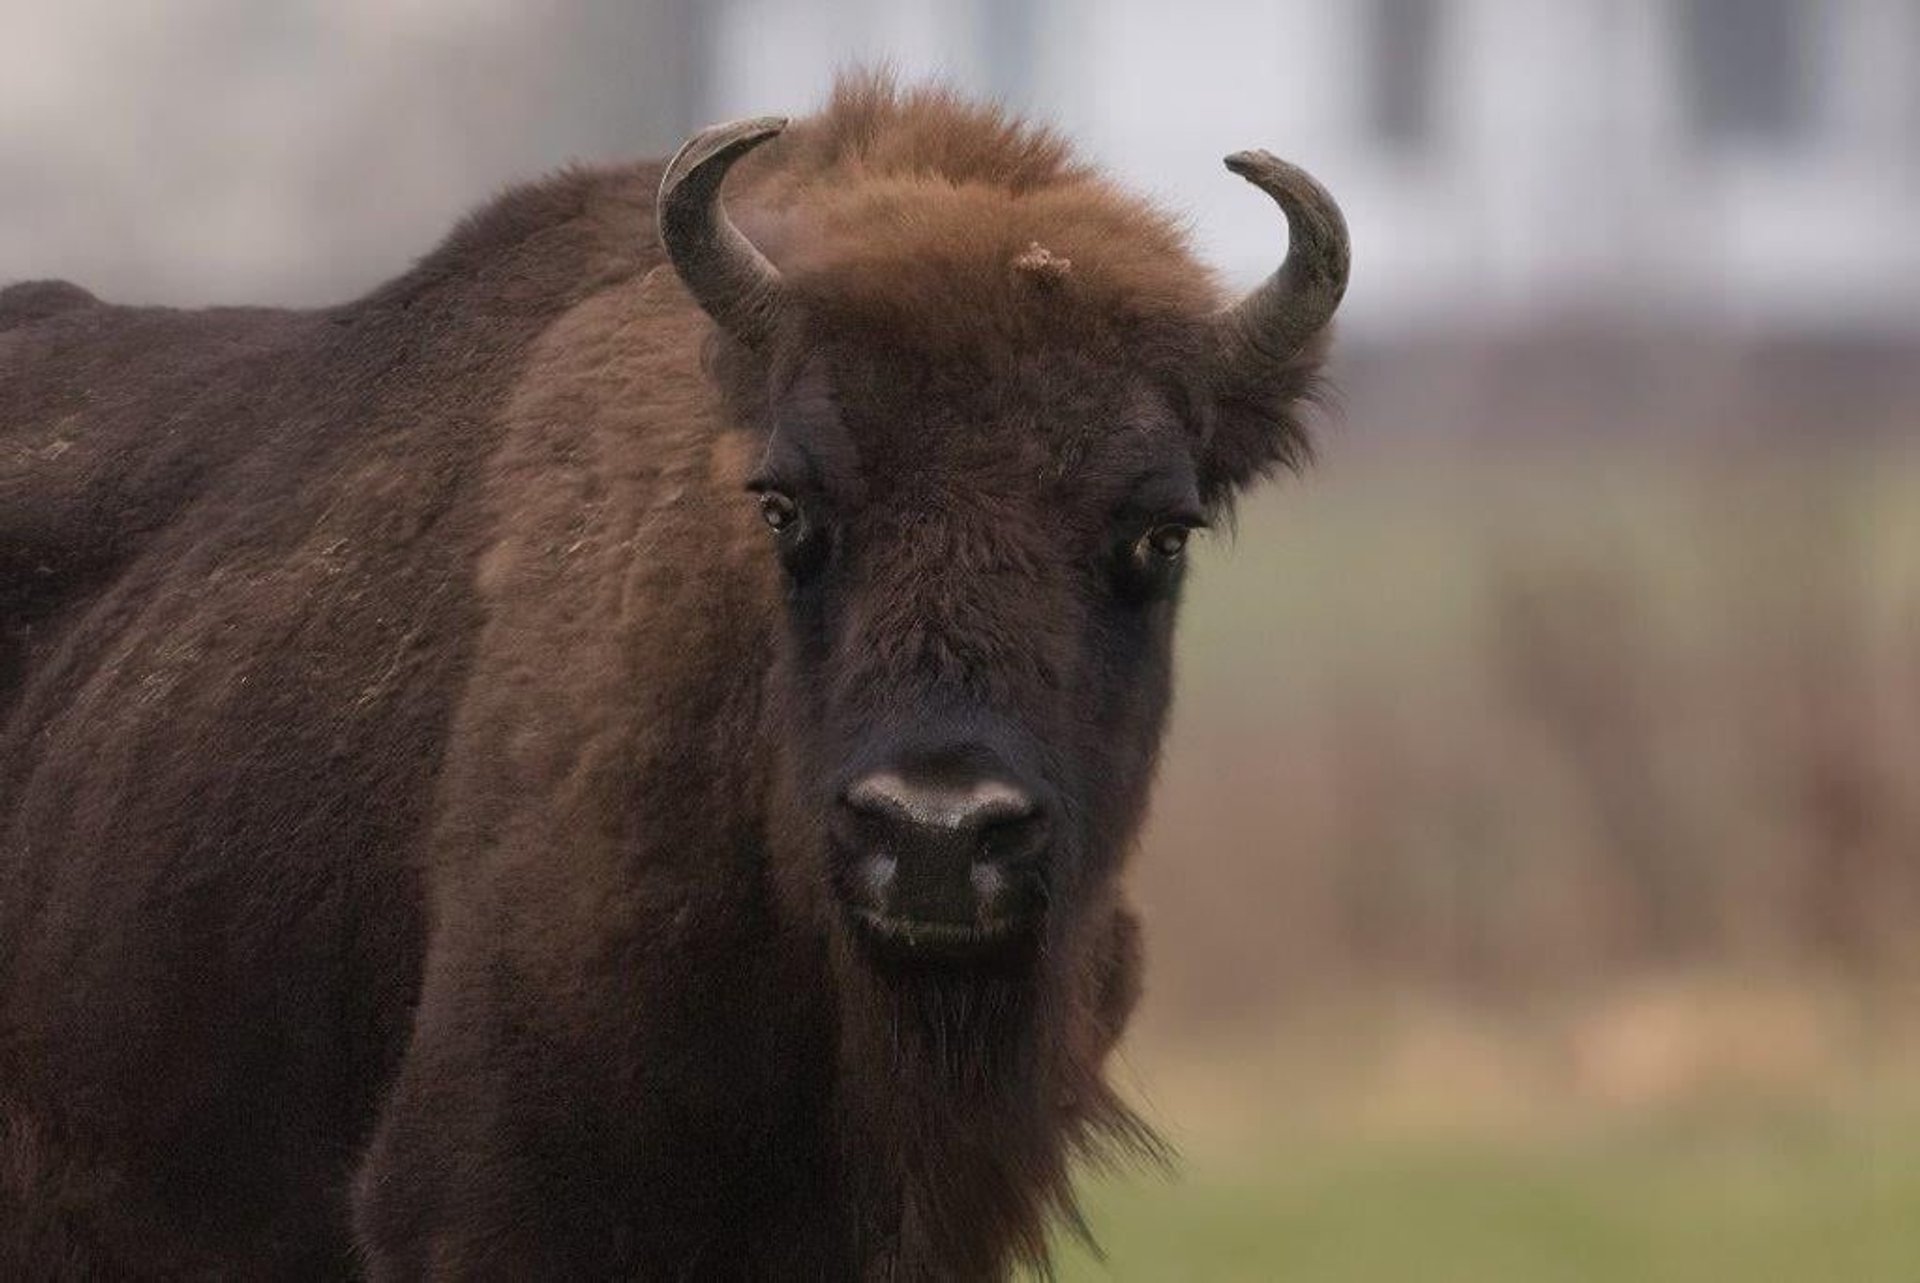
0 280 100 332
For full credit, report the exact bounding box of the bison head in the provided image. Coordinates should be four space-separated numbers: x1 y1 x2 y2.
658 113 1347 977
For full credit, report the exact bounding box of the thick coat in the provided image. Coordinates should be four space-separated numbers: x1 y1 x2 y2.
1 78 1342 1277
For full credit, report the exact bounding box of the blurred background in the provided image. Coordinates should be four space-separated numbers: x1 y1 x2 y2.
7 2 1917 1277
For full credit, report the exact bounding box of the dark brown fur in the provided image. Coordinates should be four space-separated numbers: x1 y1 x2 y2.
1 76 1330 1277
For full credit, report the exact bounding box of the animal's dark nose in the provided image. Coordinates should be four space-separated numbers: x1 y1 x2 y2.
835 765 1048 934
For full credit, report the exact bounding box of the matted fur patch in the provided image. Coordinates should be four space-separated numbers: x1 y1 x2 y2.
1011 242 1072 280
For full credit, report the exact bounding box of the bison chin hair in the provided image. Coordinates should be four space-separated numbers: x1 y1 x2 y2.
824 909 1164 1271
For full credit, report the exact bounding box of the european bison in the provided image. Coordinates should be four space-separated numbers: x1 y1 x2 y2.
0 76 1347 1277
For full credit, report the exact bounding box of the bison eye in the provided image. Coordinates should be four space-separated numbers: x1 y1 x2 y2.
1138 523 1192 561
758 491 800 533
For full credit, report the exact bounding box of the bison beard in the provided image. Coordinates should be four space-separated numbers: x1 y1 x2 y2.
828 899 1155 1271
1 73 1344 1277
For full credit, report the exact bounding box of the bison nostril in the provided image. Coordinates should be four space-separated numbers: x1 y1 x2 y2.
969 861 1005 900
861 854 897 899
977 810 1048 865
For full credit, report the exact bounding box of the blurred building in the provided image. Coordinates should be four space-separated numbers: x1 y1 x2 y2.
700 0 1920 338
3 0 1916 336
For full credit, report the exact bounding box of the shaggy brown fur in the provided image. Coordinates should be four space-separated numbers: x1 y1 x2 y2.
1 75 1334 1277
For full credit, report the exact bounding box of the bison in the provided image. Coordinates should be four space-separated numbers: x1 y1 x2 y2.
0 76 1347 1277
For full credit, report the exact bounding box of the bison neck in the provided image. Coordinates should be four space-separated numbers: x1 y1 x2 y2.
825 930 1140 1275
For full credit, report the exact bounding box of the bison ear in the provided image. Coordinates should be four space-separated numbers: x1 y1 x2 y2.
1197 150 1348 500
1198 326 1333 499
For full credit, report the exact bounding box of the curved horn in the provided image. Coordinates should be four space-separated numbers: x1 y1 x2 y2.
1213 151 1350 374
657 116 790 346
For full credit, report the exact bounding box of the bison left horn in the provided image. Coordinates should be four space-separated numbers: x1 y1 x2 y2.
658 116 790 347
1213 151 1350 375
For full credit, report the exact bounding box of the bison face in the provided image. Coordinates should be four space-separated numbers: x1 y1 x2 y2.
746 344 1202 967
657 114 1346 974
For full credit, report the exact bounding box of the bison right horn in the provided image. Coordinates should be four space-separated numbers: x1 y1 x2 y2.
658 116 790 348
1212 151 1350 377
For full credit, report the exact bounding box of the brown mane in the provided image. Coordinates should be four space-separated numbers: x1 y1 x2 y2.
737 76 1226 347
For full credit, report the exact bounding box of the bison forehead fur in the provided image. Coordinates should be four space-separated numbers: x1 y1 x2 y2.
0 72 1343 1278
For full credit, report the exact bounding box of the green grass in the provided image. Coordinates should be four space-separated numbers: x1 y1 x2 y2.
1054 1113 1920 1282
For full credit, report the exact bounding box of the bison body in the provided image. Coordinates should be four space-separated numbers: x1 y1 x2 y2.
1 78 1343 1277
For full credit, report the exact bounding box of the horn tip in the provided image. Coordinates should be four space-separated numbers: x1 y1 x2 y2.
1224 149 1294 184
685 115 791 162
738 115 791 139
662 115 791 198
1224 148 1273 174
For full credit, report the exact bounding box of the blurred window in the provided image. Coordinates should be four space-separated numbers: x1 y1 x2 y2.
1366 0 1442 153
1680 0 1812 149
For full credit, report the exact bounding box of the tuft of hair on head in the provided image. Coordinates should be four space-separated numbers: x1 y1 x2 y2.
1011 242 1073 283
